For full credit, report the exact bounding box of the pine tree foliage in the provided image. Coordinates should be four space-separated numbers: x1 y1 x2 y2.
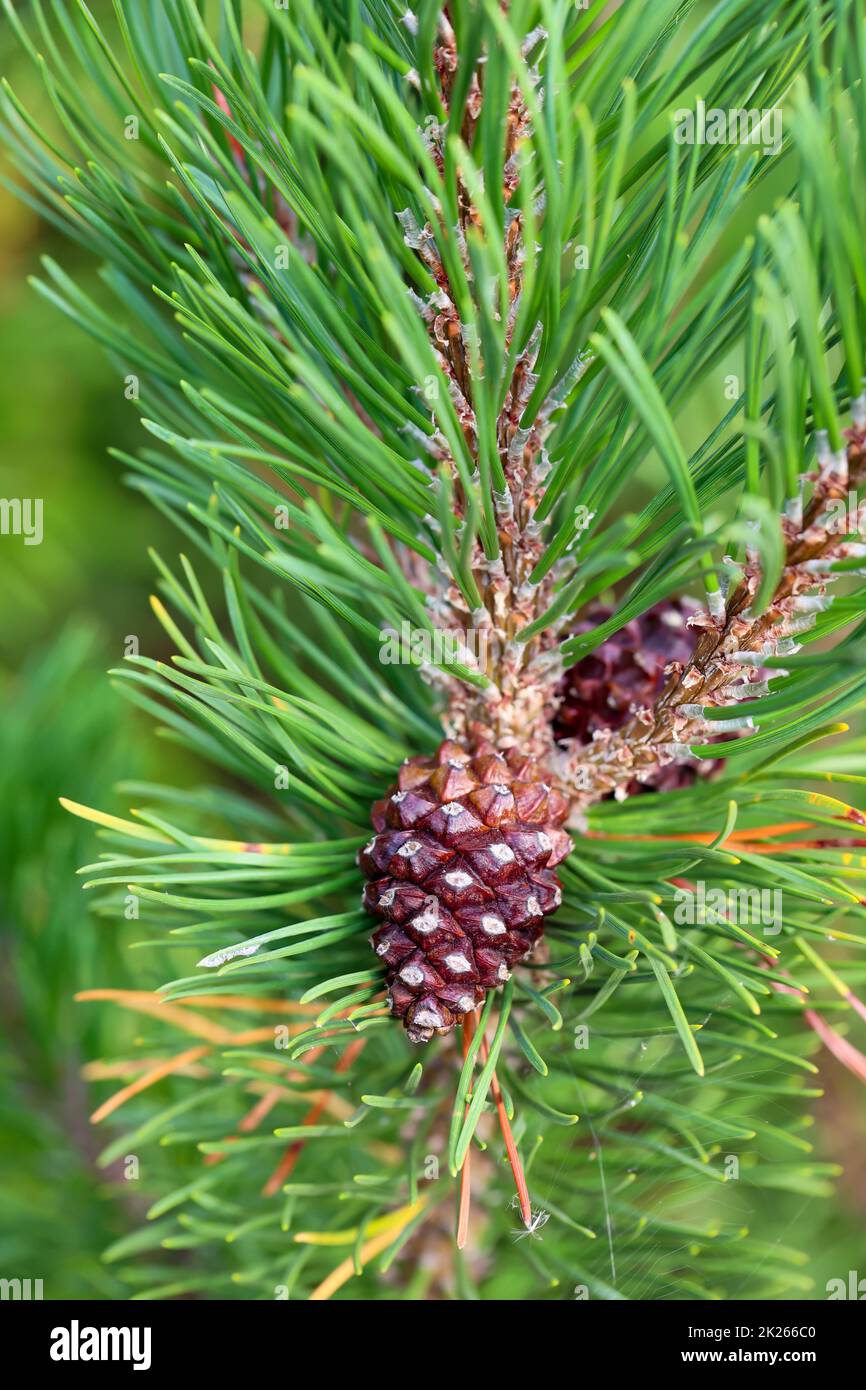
4 0 866 1299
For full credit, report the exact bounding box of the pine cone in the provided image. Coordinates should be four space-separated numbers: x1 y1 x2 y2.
360 739 572 1043
554 598 703 792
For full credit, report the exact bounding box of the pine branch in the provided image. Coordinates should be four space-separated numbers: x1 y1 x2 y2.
3 0 866 1301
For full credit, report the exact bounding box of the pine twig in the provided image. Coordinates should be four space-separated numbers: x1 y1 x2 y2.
456 1011 476 1250
477 1032 533 1229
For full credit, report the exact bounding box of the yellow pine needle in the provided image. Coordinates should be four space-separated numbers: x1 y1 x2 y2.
89 1045 211 1123
148 594 197 660
307 1199 429 1301
61 795 306 856
171 994 318 1015
60 797 169 842
82 1058 211 1080
295 1199 428 1248
75 989 304 1045
795 935 866 1024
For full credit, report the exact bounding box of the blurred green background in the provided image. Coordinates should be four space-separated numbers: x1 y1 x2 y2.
0 11 183 1297
0 3 863 1302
